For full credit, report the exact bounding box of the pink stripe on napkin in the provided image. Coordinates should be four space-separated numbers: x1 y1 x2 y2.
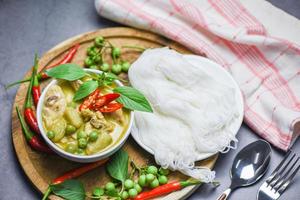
95 0 300 150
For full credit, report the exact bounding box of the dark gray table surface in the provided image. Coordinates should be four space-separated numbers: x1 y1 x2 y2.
0 0 300 199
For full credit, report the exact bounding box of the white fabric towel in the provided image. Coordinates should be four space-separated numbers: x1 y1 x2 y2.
95 0 300 150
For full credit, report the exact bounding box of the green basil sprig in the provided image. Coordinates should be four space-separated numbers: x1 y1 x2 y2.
46 64 153 112
106 149 129 184
46 64 86 81
50 180 85 200
73 80 98 101
114 86 153 113
73 72 119 101
44 150 130 200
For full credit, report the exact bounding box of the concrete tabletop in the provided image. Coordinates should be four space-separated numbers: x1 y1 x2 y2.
0 1 299 199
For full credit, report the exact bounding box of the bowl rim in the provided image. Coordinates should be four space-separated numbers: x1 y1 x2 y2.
37 69 134 162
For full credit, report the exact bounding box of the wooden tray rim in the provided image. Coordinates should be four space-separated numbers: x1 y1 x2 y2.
11 27 218 200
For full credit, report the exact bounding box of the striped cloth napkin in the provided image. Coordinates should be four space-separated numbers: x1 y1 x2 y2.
95 0 300 150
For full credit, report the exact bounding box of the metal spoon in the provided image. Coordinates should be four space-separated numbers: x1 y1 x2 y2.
217 140 272 200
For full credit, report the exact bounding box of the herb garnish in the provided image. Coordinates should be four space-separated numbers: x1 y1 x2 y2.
46 150 129 199
50 180 85 200
114 86 153 112
43 150 214 200
106 149 129 184
46 63 86 81
73 80 98 101
46 64 153 112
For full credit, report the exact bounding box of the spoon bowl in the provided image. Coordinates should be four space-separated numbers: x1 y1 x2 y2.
217 140 272 200
230 140 271 188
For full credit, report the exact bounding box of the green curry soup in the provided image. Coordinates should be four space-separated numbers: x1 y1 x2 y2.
42 79 130 155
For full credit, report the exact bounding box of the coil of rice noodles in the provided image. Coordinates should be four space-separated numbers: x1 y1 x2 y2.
129 48 240 183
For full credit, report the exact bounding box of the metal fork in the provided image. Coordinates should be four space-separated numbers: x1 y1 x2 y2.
257 150 300 200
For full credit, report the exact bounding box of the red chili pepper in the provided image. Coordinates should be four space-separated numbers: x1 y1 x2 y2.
79 92 120 111
32 85 41 107
42 43 80 71
28 136 53 154
32 54 41 107
24 56 40 135
79 89 100 111
42 158 109 200
16 106 53 154
5 44 80 89
98 102 123 113
52 158 109 184
91 93 120 110
134 180 201 200
24 108 40 135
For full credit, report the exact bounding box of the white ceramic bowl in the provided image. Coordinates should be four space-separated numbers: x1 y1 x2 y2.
37 69 134 163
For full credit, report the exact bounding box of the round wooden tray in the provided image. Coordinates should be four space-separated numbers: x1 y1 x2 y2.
11 27 218 200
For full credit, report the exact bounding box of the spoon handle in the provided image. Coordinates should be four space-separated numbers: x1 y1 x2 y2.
216 188 232 200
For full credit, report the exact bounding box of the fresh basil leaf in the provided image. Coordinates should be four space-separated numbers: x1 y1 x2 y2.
46 63 86 81
73 80 98 101
106 149 128 183
50 180 85 200
113 86 153 112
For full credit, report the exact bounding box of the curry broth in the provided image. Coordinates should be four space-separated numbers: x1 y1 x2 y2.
42 80 130 155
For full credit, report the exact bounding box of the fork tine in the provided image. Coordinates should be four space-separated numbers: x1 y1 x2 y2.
276 159 300 194
272 156 299 190
258 151 300 200
267 151 293 185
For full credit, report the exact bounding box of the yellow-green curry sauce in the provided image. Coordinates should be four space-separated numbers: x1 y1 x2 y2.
42 80 130 155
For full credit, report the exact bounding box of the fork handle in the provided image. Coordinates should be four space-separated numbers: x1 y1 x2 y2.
216 188 232 200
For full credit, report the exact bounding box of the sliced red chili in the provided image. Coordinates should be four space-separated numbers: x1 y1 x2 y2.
91 93 120 110
79 89 100 111
92 96 106 109
98 102 123 113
